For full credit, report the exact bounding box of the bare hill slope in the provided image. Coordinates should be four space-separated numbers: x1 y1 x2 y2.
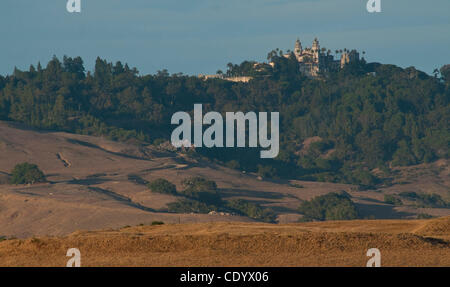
0 121 449 238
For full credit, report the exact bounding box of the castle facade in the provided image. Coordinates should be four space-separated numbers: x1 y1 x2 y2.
288 38 360 77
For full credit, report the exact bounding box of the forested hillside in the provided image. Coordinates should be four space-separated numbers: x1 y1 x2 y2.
0 55 448 187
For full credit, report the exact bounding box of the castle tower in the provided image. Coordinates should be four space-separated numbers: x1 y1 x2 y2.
294 38 302 57
312 38 320 62
340 52 349 68
312 38 320 52
340 50 360 68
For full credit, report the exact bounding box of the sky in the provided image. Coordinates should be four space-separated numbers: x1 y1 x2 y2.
1 0 449 76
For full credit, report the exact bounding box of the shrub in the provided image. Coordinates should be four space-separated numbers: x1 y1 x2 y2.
384 194 403 206
417 213 434 219
226 160 240 170
351 170 379 189
290 183 304 188
399 192 448 208
10 163 46 184
226 199 277 223
148 178 177 195
152 138 166 146
181 177 222 205
298 191 359 221
399 191 418 199
128 174 149 185
151 221 164 226
257 165 277 178
167 200 214 214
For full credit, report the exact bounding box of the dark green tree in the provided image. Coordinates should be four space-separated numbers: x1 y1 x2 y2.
10 163 46 185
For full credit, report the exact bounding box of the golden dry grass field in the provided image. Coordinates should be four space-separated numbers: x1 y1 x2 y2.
0 217 448 267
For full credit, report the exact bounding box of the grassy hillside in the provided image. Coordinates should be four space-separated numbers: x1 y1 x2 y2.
0 122 449 239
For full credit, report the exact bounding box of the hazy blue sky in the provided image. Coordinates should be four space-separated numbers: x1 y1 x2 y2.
1 0 449 76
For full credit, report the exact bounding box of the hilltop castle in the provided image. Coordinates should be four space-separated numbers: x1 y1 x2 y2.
287 38 360 77
198 37 361 82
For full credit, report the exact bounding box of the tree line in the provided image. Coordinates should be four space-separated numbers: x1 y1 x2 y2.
0 55 449 187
